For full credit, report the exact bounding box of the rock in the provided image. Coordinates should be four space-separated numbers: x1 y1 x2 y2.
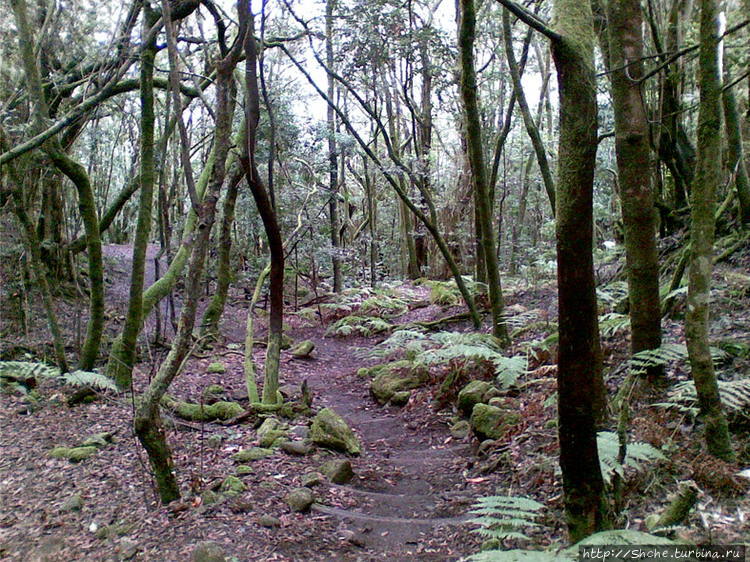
206 434 223 449
191 541 226 562
488 397 504 408
290 340 315 358
469 403 521 441
289 425 309 439
258 514 281 528
257 417 287 447
281 441 313 456
457 380 493 416
234 447 273 462
220 476 246 496
49 446 98 462
118 538 138 560
259 430 288 448
368 361 429 405
162 395 244 421
206 362 226 374
236 465 254 475
285 487 314 512
301 472 325 487
450 420 471 440
61 493 84 511
201 490 222 505
81 432 114 448
202 384 226 403
310 408 362 455
320 459 354 484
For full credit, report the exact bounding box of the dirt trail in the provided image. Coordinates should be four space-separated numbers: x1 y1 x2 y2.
281 332 475 554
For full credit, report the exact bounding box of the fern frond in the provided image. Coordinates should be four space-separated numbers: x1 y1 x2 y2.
468 495 544 546
325 315 393 337
61 371 118 392
596 431 665 486
357 329 427 359
0 361 60 380
655 378 750 418
599 313 630 337
629 343 728 374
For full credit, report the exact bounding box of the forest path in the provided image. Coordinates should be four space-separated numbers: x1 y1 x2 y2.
277 329 476 554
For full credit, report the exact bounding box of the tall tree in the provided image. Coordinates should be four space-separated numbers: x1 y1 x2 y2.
497 0 608 541
458 0 509 343
326 0 343 292
605 0 662 379
685 0 735 462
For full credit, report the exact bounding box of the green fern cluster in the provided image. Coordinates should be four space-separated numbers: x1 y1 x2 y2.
0 361 117 393
629 343 727 375
362 330 527 389
599 313 630 338
654 379 750 419
596 431 666 486
325 315 393 337
359 293 409 318
468 495 544 542
426 277 486 306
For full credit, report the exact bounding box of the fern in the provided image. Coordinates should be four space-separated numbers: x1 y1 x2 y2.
0 361 116 392
654 379 750 419
597 431 666 486
629 343 728 374
596 281 629 309
599 313 630 337
325 315 393 337
359 294 408 318
357 329 427 359
468 495 544 542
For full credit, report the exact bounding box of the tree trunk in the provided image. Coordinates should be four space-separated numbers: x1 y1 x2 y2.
685 0 734 462
458 0 509 343
550 0 609 541
606 0 663 380
721 67 750 225
110 5 159 389
326 0 343 292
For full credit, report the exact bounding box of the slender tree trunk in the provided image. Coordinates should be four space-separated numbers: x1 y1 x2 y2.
242 9 284 405
686 0 734 462
459 0 509 343
326 0 343 292
110 5 159 389
721 67 750 225
606 0 663 380
549 0 609 541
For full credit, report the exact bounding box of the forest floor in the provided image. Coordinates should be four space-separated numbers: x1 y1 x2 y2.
1 241 750 561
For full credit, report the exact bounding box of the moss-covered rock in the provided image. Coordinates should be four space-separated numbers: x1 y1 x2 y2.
469 403 521 441
285 487 314 512
191 541 226 562
81 432 114 449
281 441 313 455
234 447 274 462
61 493 84 511
450 420 471 440
202 384 226 403
206 362 226 374
369 361 429 405
290 340 315 358
236 465 254 475
259 430 287 448
457 380 493 416
320 459 354 484
301 471 325 487
258 514 281 528
49 446 98 462
220 476 246 497
161 395 244 422
201 490 222 505
310 408 361 455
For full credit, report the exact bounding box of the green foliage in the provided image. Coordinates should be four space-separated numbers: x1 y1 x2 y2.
361 330 527 389
596 281 629 309
596 431 666 486
629 343 728 374
0 361 116 392
599 313 630 337
468 495 544 542
325 315 393 337
359 293 409 318
426 277 486 306
654 379 750 419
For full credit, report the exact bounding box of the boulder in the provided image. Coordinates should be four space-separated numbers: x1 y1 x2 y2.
457 380 493 416
161 395 243 422
49 446 97 462
81 432 115 449
220 476 246 497
281 441 313 456
369 361 429 405
233 447 273 462
309 408 361 455
320 459 354 484
469 403 521 441
191 541 226 562
257 514 281 528
301 472 325 488
236 465 254 475
61 493 84 512
450 420 471 440
202 384 226 403
290 340 315 358
285 487 314 512
206 362 226 374
257 417 287 448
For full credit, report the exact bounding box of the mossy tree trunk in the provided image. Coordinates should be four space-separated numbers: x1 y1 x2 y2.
242 10 284 405
10 0 104 371
109 4 159 389
326 0 343 292
458 0 509 343
496 0 610 541
685 0 734 462
134 1 245 503
721 66 750 225
605 0 663 380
